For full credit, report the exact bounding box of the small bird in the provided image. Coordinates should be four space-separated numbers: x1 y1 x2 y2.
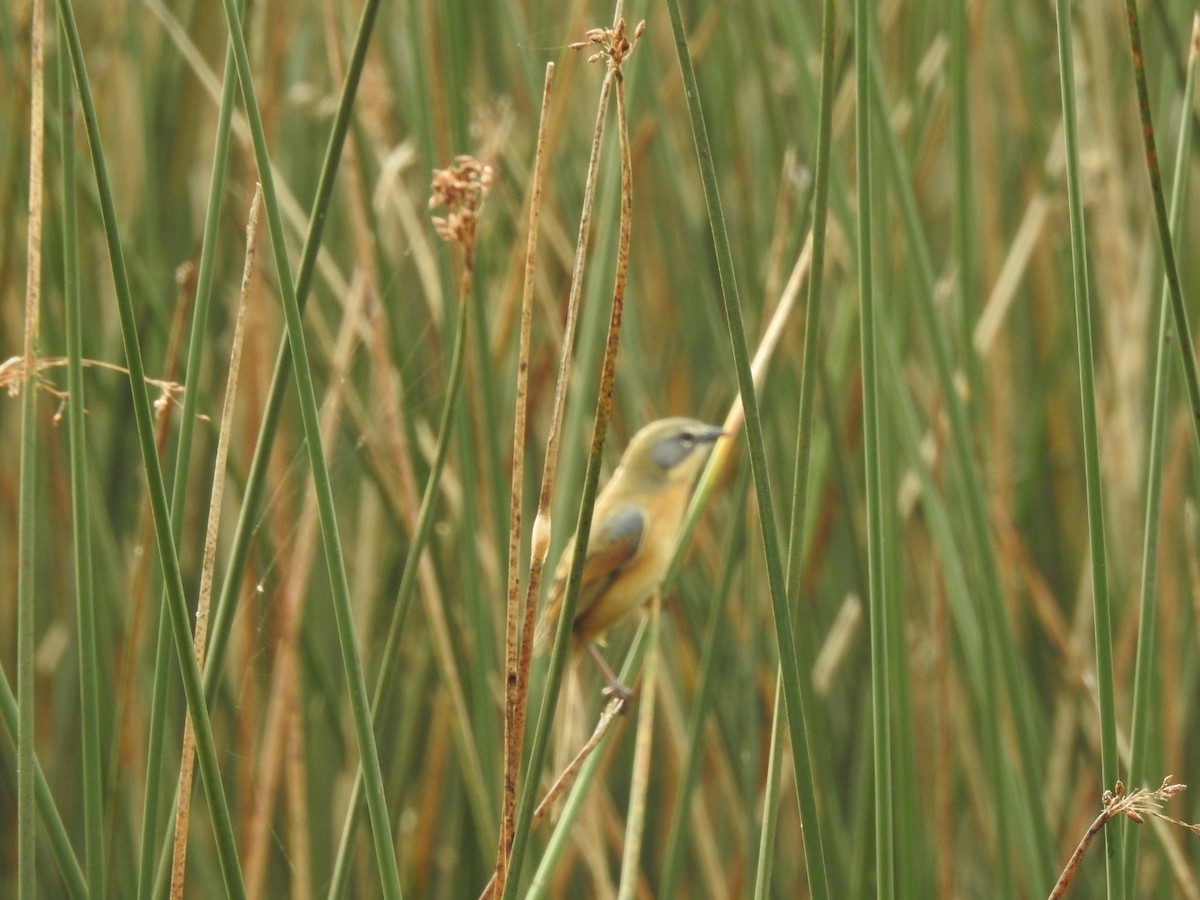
535 417 726 698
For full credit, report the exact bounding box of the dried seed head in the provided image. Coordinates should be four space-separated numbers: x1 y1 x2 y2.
1159 776 1187 799
429 155 494 246
570 18 646 71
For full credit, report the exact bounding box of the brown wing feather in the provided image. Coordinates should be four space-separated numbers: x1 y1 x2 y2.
534 507 646 651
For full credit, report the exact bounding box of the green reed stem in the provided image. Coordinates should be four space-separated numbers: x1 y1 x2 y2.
1121 20 1197 894
56 0 246 893
1053 0 1122 894
665 1 829 895
215 0 401 892
59 20 105 896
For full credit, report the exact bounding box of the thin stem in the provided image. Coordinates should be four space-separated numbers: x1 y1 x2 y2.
1122 15 1198 893
143 31 240 900
18 0 45 896
215 0 401 891
168 185 261 899
616 592 660 900
494 60 555 899
664 2 830 894
501 18 627 894
59 11 105 895
1123 0 1200 453
855 0 893 895
1053 0 1122 894
56 0 247 894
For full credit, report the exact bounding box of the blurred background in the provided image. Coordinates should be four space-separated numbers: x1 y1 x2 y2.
3 0 1200 896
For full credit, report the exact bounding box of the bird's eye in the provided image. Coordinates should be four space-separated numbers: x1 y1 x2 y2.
679 432 695 448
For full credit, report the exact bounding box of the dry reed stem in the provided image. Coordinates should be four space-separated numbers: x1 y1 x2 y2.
18 1 44 894
523 11 622 595
600 32 653 898
973 192 1051 356
495 14 645 895
1048 778 1200 898
479 695 627 900
22 0 43 370
496 26 624 896
0 355 188 415
557 14 643 656
541 19 648 894
493 61 555 900
616 595 657 900
111 265 196 819
699 229 813 470
243 272 369 899
169 184 262 899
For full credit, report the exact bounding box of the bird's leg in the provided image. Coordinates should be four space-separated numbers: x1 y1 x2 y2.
586 643 633 703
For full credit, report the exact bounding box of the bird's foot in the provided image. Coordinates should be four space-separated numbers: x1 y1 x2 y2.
601 680 635 707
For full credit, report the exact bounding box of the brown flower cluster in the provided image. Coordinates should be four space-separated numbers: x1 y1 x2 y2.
429 155 494 246
1103 776 1199 832
569 18 646 71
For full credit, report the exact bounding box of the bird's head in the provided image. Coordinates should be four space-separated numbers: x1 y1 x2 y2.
617 417 726 487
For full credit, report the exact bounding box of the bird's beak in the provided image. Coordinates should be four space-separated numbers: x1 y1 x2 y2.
699 425 727 444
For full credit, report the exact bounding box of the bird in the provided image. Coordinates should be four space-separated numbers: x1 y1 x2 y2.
534 417 726 699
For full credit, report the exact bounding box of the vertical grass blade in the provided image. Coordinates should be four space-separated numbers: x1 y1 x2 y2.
615 592 659 900
58 13 105 895
215 0 401 892
1122 0 1200 451
1052 0 1122 893
853 0 893 895
661 472 747 897
55 0 247 894
952 0 982 403
750 0 838 892
1121 17 1197 892
18 2 46 896
199 0 382 713
866 18 1053 887
0 672 86 898
664 1 830 895
140 37 239 900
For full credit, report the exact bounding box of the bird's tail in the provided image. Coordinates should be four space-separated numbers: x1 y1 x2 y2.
534 595 570 656
547 662 618 893
533 612 553 655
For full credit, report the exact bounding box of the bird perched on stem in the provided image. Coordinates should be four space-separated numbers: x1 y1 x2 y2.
535 417 726 699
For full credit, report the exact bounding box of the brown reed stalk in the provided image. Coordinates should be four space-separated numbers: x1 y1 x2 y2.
169 184 262 899
1049 778 1200 899
112 263 195 842
493 61 555 899
17 0 45 893
499 14 645 897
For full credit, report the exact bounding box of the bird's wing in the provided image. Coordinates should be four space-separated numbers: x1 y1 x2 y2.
536 506 646 649
573 506 646 614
